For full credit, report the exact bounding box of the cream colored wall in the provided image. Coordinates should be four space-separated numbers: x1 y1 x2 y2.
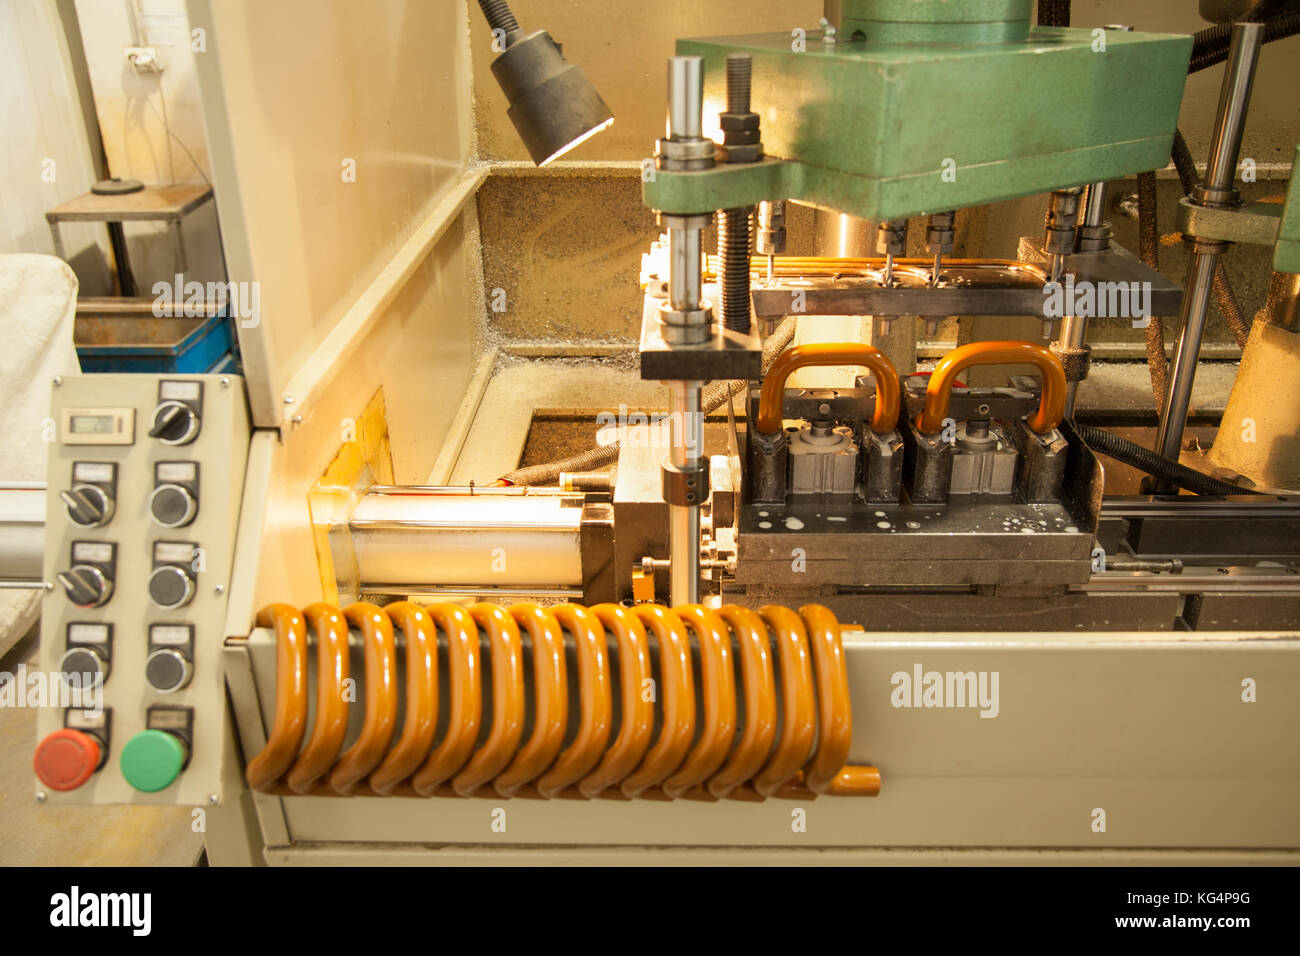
189 0 477 426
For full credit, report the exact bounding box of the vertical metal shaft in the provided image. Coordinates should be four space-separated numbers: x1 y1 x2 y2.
668 380 703 605
663 56 708 603
1082 181 1108 229
667 56 703 139
1056 178 1107 413
669 227 703 312
1155 22 1263 477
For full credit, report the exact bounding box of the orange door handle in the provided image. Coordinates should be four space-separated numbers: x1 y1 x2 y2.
757 343 901 435
708 606 777 800
367 602 438 795
451 604 527 797
798 604 852 794
495 603 568 797
580 605 655 799
244 604 309 791
621 604 696 798
328 603 398 794
663 605 736 799
916 340 1067 434
536 604 613 798
754 605 818 797
286 603 351 795
411 605 481 795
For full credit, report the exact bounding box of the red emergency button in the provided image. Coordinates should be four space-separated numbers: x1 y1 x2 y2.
34 729 102 791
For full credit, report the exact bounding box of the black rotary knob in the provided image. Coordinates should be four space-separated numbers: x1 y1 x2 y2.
59 485 114 527
149 483 197 527
57 565 112 608
149 401 200 445
149 565 195 610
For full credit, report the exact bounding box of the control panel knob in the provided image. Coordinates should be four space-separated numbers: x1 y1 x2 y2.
149 483 197 528
149 400 200 445
59 485 114 527
120 730 188 793
148 565 196 610
34 729 102 792
58 646 110 689
56 565 113 608
145 648 193 693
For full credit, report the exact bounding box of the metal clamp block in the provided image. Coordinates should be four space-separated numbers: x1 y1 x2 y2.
661 459 710 507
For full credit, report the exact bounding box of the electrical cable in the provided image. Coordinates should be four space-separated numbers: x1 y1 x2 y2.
1075 423 1260 496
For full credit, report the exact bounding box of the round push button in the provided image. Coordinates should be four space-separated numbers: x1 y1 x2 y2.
120 730 187 793
148 565 195 610
149 483 197 527
145 648 193 693
34 729 102 791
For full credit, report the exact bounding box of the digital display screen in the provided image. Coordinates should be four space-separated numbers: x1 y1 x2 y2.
70 415 116 435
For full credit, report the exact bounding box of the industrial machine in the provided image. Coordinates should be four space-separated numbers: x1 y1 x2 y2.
11 0 1300 865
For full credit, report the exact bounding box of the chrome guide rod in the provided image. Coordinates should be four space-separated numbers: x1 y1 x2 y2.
1155 21 1264 481
663 56 708 605
668 379 703 605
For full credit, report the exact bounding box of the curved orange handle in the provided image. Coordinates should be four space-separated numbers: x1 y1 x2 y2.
245 604 309 792
754 605 817 797
621 604 695 798
536 604 613 798
756 343 901 435
708 606 777 801
917 340 1066 434
798 604 853 794
411 604 481 795
368 602 438 795
328 603 398 794
580 605 654 799
286 603 350 794
452 604 526 797
663 605 736 799
495 604 567 797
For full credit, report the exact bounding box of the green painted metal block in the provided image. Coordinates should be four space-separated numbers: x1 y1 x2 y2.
1274 145 1300 273
648 26 1191 221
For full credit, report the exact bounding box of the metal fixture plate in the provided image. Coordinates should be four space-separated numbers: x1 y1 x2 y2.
639 293 762 380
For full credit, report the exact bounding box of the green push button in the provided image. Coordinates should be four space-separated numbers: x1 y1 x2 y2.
120 730 187 792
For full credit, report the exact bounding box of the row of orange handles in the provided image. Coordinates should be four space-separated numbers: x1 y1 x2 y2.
241 602 880 801
756 340 1067 436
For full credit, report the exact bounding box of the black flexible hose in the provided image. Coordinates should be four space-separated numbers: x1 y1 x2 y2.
1075 423 1259 496
1189 13 1300 73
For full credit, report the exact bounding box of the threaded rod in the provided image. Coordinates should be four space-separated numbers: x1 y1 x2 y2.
725 53 751 113
718 207 754 333
477 0 520 36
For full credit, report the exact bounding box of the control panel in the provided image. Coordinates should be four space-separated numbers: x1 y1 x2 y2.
36 375 249 805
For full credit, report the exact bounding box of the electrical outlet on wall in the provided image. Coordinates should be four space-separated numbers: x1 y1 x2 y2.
125 46 164 73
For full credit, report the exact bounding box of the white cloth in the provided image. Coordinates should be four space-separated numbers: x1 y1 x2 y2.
0 254 81 654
